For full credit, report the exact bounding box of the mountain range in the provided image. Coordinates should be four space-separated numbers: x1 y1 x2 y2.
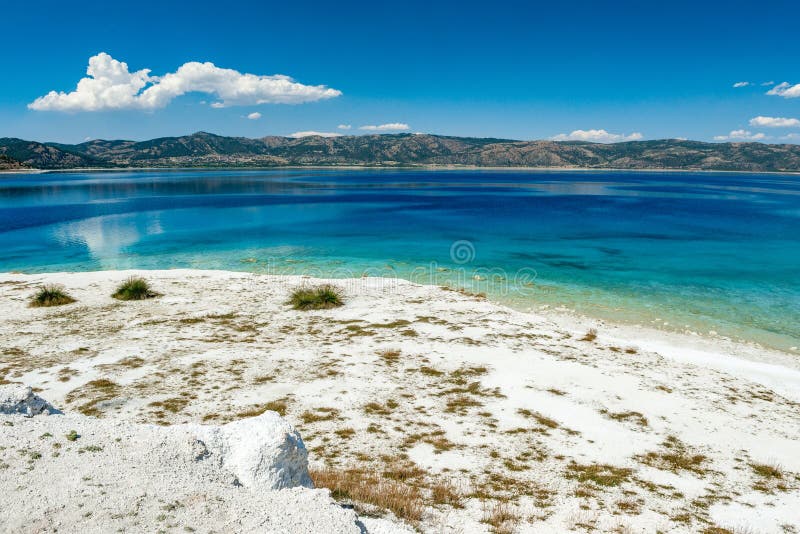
2 132 800 172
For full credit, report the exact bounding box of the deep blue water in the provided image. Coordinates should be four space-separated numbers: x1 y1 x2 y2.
1 169 799 350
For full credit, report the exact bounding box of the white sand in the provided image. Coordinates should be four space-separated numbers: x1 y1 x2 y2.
1 269 799 533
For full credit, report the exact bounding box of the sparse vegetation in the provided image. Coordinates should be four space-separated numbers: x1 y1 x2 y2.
566 462 633 487
481 500 519 533
65 379 121 417
300 407 339 424
29 285 76 307
65 430 79 442
750 462 783 479
237 398 290 418
112 277 158 301
639 436 707 474
288 285 343 310
430 480 463 507
310 466 423 522
580 328 598 342
601 409 649 427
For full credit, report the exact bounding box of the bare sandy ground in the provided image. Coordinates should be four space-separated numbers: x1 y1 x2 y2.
1 270 799 533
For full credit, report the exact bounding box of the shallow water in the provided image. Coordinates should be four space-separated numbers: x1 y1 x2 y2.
1 168 798 350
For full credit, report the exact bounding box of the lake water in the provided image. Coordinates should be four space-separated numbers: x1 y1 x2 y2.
1 169 798 351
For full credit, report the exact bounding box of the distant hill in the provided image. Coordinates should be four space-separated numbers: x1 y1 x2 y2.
0 137 105 169
2 132 800 172
0 153 26 170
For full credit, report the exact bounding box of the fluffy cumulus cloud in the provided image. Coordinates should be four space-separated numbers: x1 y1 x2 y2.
733 81 751 88
29 53 341 112
713 129 767 141
247 112 262 120
288 131 343 138
359 123 410 131
551 129 643 143
337 124 351 130
749 116 800 128
767 82 800 98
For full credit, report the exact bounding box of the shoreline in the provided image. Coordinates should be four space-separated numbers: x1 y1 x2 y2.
3 165 800 175
4 268 799 396
6 264 797 357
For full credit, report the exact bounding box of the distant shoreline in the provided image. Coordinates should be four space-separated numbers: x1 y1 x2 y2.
3 165 800 175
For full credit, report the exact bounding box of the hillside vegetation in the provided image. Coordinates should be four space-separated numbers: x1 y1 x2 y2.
2 132 800 171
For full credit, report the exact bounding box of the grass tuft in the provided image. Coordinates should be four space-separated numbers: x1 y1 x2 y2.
288 285 344 310
580 328 598 342
112 277 158 301
481 500 519 533
29 285 76 307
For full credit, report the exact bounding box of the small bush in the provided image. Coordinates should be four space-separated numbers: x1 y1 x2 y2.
580 328 598 342
288 285 344 310
29 285 76 307
112 277 158 301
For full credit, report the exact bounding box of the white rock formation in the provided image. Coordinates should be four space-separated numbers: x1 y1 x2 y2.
194 410 313 489
0 384 58 417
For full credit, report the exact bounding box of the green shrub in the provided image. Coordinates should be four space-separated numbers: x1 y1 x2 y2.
112 277 158 301
288 285 344 310
29 285 76 307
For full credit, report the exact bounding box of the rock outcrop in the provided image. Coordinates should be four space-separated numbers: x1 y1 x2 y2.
0 384 59 417
194 410 313 490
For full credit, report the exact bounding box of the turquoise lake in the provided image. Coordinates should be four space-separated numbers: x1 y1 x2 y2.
1 169 798 351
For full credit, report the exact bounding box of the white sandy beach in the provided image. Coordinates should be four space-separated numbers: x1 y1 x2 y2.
1 270 799 533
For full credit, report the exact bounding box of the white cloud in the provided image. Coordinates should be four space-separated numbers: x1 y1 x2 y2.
779 133 800 141
359 123 410 131
247 112 262 120
732 81 751 88
761 81 775 86
337 124 351 130
288 131 343 138
713 129 767 141
29 52 341 112
749 116 800 128
551 129 643 143
767 82 800 98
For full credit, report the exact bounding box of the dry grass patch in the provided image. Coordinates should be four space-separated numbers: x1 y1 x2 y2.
517 408 559 429
363 399 398 416
750 462 789 493
310 467 423 523
334 428 356 440
481 500 519 534
445 395 483 414
639 436 707 475
580 328 598 342
301 407 339 424
378 349 401 364
419 366 444 377
149 397 190 414
238 398 290 418
601 409 649 427
430 479 463 507
566 462 634 488
65 379 121 417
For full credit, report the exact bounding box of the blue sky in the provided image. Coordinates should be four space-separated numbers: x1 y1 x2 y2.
1 0 799 143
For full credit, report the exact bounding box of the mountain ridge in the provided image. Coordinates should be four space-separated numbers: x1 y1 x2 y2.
2 132 800 172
